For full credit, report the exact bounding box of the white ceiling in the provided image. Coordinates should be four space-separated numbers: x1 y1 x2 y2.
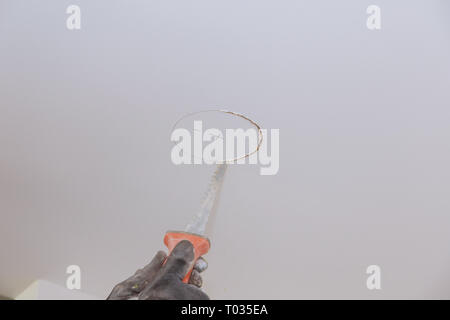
1 0 450 299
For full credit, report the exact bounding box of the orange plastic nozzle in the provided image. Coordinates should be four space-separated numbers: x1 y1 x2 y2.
163 231 211 283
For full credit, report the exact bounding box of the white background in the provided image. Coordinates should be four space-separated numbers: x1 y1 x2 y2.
1 0 449 299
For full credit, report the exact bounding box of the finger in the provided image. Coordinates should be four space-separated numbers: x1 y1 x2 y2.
188 269 203 288
140 251 167 278
130 251 167 290
107 251 167 300
193 257 208 273
162 240 195 280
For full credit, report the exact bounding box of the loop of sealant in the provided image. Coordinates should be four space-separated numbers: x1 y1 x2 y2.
170 109 263 164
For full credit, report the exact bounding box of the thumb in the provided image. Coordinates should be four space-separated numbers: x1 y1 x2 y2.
162 240 195 280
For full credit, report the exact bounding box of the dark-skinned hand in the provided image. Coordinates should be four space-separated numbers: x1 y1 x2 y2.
107 240 209 300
